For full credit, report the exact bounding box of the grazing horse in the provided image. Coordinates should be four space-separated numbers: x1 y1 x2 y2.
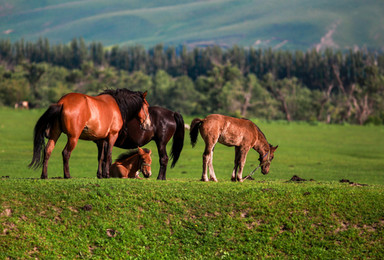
190 114 278 182
111 106 185 180
29 89 151 179
110 147 152 178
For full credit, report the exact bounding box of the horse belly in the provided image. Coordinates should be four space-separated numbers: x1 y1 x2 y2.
218 128 243 146
81 106 122 140
79 125 104 140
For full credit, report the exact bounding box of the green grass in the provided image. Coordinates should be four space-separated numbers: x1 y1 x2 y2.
1 0 383 49
1 179 383 258
1 108 383 184
0 108 384 258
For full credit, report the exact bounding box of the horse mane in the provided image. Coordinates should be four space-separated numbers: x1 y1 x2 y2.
99 88 144 125
115 148 150 162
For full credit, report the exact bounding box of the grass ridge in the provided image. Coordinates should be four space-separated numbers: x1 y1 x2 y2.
0 178 383 258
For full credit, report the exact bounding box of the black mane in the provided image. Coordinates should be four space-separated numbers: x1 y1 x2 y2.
99 88 144 125
115 148 151 162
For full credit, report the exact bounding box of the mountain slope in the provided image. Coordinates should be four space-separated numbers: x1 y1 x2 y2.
0 0 383 50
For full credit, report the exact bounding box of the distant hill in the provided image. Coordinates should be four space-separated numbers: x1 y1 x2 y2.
0 0 383 51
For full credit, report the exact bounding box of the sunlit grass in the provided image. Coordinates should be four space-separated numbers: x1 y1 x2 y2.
1 108 383 258
1 109 383 185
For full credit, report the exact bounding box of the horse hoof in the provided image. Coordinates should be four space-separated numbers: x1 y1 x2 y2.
201 178 209 182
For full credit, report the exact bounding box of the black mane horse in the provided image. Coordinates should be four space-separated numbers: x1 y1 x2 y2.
109 106 185 180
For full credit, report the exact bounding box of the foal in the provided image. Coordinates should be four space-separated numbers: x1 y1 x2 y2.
110 147 152 178
190 114 278 182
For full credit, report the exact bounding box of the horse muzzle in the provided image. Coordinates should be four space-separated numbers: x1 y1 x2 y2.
143 171 152 178
261 165 270 175
140 118 152 130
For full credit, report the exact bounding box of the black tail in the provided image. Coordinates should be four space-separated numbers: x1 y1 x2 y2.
28 104 62 169
190 118 203 147
170 112 185 168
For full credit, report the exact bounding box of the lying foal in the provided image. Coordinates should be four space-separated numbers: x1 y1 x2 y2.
110 147 152 178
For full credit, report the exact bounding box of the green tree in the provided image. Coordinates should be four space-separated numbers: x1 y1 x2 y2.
151 70 173 106
168 76 201 114
245 74 279 120
0 65 30 106
122 71 153 92
22 62 46 103
264 73 314 121
70 38 87 69
90 42 104 66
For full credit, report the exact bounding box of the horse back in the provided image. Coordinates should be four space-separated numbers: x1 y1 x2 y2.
57 93 123 139
150 106 178 141
201 114 258 147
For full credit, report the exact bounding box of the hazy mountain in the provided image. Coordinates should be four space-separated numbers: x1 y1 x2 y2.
0 0 383 51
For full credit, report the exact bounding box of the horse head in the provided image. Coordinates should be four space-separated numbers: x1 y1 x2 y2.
138 147 152 178
138 91 151 130
259 144 278 175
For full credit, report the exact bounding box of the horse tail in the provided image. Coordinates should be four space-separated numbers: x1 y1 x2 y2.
190 118 203 147
28 104 62 169
170 112 185 168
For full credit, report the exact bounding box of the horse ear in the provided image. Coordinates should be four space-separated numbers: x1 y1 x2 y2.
138 147 144 154
142 91 148 99
272 145 278 151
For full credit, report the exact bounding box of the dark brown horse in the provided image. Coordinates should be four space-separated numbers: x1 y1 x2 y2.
110 106 185 180
29 89 151 179
110 147 152 178
190 114 278 182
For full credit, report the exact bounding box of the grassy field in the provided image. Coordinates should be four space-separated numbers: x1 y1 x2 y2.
1 0 383 50
0 108 384 258
1 108 383 184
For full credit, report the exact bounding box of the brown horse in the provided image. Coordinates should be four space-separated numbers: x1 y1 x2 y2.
29 89 151 179
110 147 152 178
190 114 278 182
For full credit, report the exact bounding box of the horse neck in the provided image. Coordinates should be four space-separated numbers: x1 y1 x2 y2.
253 129 270 156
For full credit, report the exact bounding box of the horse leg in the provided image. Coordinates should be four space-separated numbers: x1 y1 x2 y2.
156 142 169 180
208 146 218 182
41 129 61 179
96 141 107 179
62 136 79 179
103 134 119 178
236 148 250 182
202 143 216 182
231 147 241 182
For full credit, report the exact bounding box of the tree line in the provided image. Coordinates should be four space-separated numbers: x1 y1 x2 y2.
1 37 384 124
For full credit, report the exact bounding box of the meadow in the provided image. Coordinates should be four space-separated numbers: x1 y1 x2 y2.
0 108 383 258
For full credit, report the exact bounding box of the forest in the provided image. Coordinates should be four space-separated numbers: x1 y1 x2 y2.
1 37 384 125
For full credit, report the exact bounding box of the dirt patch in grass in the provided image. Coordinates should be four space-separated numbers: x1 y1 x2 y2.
339 179 368 186
286 175 315 182
81 204 93 211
